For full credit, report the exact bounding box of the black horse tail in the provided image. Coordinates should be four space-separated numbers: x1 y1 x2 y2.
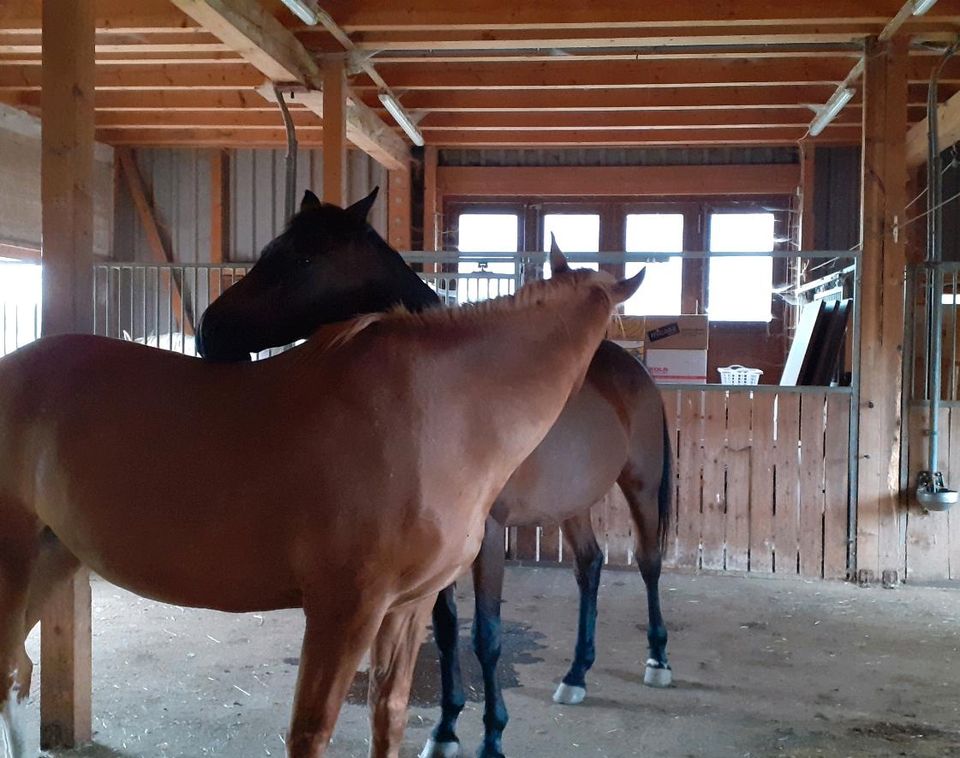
657 410 673 554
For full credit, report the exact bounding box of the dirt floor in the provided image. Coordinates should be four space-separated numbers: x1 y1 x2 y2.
16 566 960 758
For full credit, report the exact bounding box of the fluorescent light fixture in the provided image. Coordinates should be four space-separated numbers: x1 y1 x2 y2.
913 0 939 15
809 87 855 137
280 0 319 25
378 91 425 147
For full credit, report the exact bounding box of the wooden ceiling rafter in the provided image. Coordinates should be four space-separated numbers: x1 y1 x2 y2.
3 0 960 149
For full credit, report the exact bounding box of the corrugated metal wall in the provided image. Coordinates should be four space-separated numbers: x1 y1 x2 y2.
114 148 388 263
439 146 799 167
813 146 861 253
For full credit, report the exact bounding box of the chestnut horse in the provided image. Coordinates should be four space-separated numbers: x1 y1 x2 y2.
0 261 641 758
198 190 673 758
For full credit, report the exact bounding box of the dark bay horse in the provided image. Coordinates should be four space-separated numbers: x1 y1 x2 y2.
198 190 673 758
0 263 642 758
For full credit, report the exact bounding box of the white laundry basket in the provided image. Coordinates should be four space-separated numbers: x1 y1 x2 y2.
717 365 763 385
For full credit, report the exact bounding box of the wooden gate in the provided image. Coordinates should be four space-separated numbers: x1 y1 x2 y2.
507 387 851 579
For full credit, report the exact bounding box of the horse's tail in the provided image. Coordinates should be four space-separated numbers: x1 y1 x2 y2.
657 409 673 554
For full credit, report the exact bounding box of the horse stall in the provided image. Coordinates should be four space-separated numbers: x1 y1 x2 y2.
4 2 960 757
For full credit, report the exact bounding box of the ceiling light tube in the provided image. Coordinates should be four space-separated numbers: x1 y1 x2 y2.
280 0 319 25
378 91 425 147
809 87 855 137
913 0 939 15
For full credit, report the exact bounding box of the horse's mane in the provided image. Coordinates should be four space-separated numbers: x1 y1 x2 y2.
311 269 613 352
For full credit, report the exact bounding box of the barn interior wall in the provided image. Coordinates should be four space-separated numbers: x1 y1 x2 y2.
0 103 113 259
113 147 388 264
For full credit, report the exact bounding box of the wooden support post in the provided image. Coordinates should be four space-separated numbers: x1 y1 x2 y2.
800 143 816 251
116 148 194 334
322 55 347 206
40 0 95 749
423 145 439 252
387 167 411 251
856 35 909 583
210 148 230 263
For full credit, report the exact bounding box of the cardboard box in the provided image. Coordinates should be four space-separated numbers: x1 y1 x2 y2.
608 315 709 350
645 348 708 384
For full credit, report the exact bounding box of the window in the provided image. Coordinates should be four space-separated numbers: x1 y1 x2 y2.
624 214 684 315
707 212 775 321
456 213 519 303
542 213 599 275
0 261 41 356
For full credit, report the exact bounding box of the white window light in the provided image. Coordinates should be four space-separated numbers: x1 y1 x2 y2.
378 91 425 147
280 0 319 25
809 87 855 137
913 0 939 16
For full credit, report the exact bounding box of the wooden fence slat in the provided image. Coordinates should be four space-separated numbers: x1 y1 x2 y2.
749 394 776 573
539 525 561 563
905 406 951 580
725 391 752 571
700 391 727 570
604 487 634 566
775 394 801 575
660 389 681 567
514 525 538 561
823 394 851 578
799 392 827 577
676 390 704 569
949 408 960 580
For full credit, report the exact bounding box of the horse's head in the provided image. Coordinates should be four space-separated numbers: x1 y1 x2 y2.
197 188 439 361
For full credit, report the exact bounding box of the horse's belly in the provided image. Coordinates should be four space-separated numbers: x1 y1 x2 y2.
496 386 627 527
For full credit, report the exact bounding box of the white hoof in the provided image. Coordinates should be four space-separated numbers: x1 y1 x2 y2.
552 682 586 705
419 737 460 758
644 661 673 688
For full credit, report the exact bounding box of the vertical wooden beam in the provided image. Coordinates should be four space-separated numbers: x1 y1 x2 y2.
116 148 194 334
387 167 411 251
40 0 94 749
856 35 909 583
210 148 230 263
800 143 816 251
322 55 347 206
423 145 439 251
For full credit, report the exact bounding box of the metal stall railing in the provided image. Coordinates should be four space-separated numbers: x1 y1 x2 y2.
0 259 41 358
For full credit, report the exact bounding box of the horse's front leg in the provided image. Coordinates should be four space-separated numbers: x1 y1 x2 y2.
553 511 603 705
368 596 435 758
472 520 508 758
288 603 383 758
420 584 466 758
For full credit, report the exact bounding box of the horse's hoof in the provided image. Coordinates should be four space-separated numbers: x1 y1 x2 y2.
644 661 673 688
552 682 586 705
420 737 460 758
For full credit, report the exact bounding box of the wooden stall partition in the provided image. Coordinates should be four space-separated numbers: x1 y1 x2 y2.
725 392 753 571
905 404 953 580
824 394 852 577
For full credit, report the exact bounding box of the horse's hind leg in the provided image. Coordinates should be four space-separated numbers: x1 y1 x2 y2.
13 529 82 701
552 511 603 706
367 596 434 758
0 511 39 758
619 469 672 688
420 585 466 758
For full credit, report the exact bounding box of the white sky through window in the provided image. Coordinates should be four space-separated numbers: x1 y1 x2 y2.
708 213 775 321
543 214 600 275
624 214 683 315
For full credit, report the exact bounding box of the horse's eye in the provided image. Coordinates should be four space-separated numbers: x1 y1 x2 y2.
299 257 311 266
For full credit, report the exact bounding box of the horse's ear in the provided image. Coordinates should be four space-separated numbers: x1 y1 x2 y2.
549 234 570 274
301 190 322 212
610 267 645 303
346 186 380 223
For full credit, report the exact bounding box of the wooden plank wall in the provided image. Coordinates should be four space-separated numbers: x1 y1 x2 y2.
905 404 960 581
505 387 851 578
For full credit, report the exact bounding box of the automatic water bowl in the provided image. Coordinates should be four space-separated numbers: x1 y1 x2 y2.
917 471 959 512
